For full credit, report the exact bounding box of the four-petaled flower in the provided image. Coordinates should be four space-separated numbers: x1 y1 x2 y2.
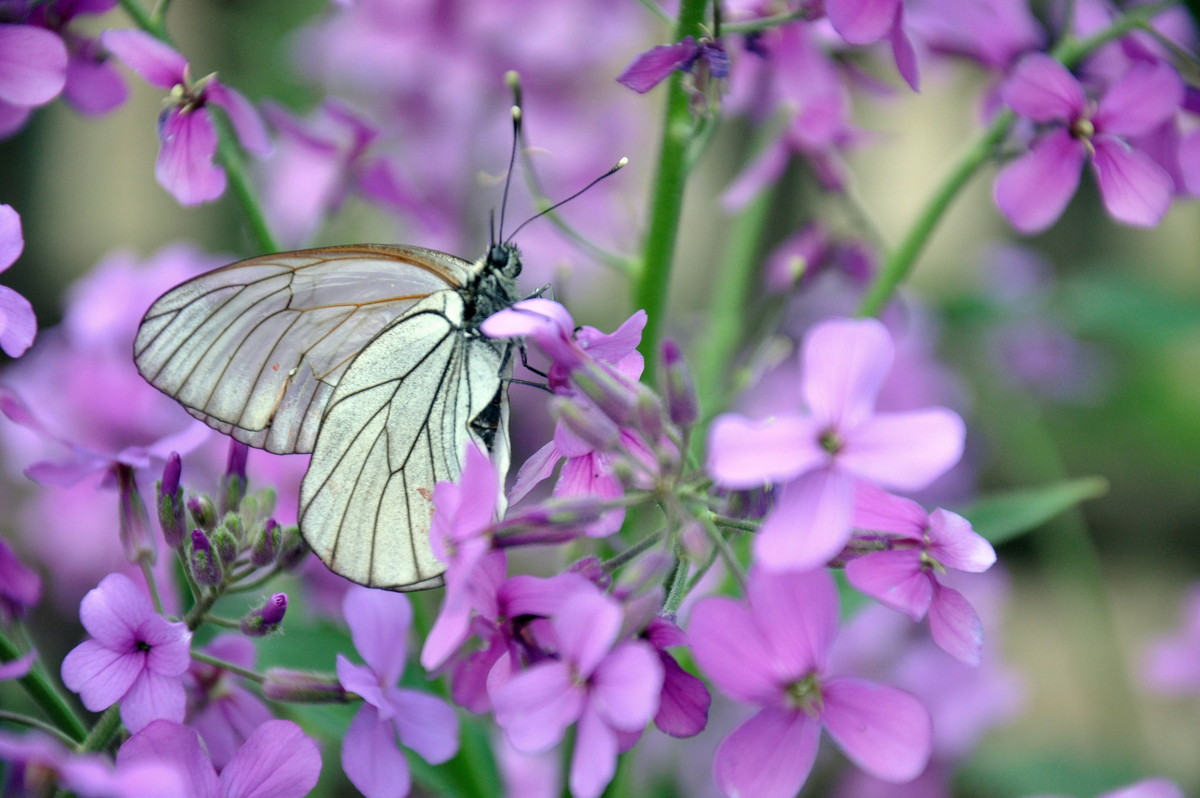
336 587 459 798
995 54 1183 233
61 572 192 732
708 317 965 572
690 568 932 798
100 29 270 205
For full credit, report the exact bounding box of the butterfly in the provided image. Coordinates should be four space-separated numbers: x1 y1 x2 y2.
134 240 523 590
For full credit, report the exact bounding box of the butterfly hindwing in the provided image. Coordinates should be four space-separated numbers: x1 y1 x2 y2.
298 290 508 590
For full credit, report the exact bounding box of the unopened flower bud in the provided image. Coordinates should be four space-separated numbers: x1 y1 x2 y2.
116 464 156 566
570 362 637 426
568 556 611 589
251 519 282 567
277 526 308 571
263 668 348 703
156 453 186 549
634 386 665 441
241 592 287 637
210 527 238 566
553 396 620 451
221 442 249 515
189 529 222 586
659 339 698 426
188 495 216 532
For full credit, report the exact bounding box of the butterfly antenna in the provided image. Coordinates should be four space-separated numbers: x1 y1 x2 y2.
506 157 629 243
497 71 524 243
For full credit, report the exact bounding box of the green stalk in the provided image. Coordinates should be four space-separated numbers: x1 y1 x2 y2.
855 0 1178 318
77 705 122 753
634 0 710 379
0 631 88 743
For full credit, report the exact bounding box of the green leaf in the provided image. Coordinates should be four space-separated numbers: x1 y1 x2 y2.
961 477 1108 545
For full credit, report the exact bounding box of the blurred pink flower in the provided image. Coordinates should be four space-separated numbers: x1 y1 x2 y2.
0 535 40 621
0 22 66 136
708 317 964 571
0 728 184 797
101 30 269 205
1141 583 1200 695
0 204 36 357
186 635 274 770
336 587 458 798
61 572 192 732
118 719 321 798
689 568 932 797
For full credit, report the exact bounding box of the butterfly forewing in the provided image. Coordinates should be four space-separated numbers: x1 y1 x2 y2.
299 291 508 590
134 245 475 453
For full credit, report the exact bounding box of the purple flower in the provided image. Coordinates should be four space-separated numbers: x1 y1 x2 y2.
186 635 274 770
0 22 67 136
1028 779 1186 798
0 203 36 357
422 444 502 671
846 483 996 664
0 728 185 797
0 535 40 621
995 54 1183 233
689 568 932 797
491 587 663 798
825 0 920 90
484 301 656 537
905 0 1043 71
643 617 711 738
1141 583 1200 695
617 35 728 93
708 317 964 572
61 572 192 732
117 719 321 798
100 29 269 205
336 586 459 798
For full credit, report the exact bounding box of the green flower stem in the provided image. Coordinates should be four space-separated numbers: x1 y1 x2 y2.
856 0 1177 319
634 0 710 380
190 650 264 683
0 631 88 743
77 705 122 753
115 0 279 254
0 711 79 746
693 184 772 428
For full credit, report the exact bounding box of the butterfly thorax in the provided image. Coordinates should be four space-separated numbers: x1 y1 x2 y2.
461 242 522 325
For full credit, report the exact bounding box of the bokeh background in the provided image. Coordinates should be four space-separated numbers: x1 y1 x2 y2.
2 1 1199 796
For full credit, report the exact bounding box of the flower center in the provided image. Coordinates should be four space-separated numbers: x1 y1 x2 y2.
785 673 823 716
1070 117 1095 141
819 429 843 455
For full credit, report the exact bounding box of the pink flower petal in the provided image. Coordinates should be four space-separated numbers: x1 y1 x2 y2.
839 407 964 490
1091 135 1173 228
721 136 789 212
388 688 459 765
336 655 389 716
342 706 411 798
688 597 781 703
0 650 35 680
994 128 1085 233
141 618 192 676
589 642 662 731
926 509 995 572
220 719 321 798
0 25 67 107
492 661 583 752
482 298 573 340
206 82 271 155
0 203 23 270
888 5 920 91
0 284 36 357
508 440 560 504
802 318 893 431
63 55 127 115
1001 54 1085 122
821 677 931 782
845 550 932 620
714 707 821 798
654 652 710 738
617 39 697 93
1103 778 1186 798
928 584 984 665
156 108 225 205
1094 61 1184 138
1180 129 1200 197
121 669 187 732
757 468 856 571
749 568 839 675
118 720 220 798
826 0 900 44
342 587 411 686
100 30 186 89
0 101 31 137
61 640 140 710
851 482 927 536
576 310 646 365
569 706 619 798
78 573 152 645
706 412 825 488
554 590 620 677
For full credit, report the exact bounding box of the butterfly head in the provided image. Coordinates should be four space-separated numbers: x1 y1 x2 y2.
487 241 522 280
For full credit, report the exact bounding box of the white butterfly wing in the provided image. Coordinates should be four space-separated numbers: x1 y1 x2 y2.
134 245 476 454
299 290 508 590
